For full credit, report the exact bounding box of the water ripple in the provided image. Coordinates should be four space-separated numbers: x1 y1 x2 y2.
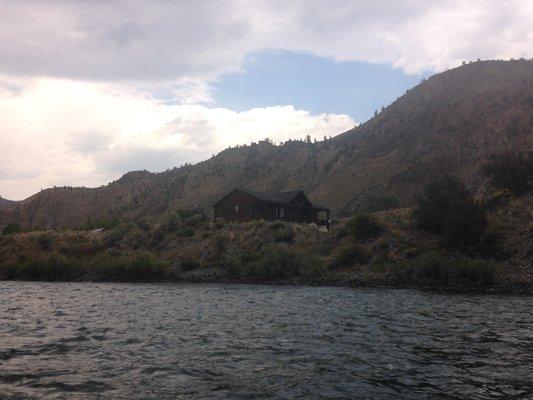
0 282 531 399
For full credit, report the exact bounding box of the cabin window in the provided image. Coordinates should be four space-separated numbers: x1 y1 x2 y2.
234 205 239 212
279 208 285 218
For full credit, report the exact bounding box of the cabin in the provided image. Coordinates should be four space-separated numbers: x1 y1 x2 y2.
214 189 329 224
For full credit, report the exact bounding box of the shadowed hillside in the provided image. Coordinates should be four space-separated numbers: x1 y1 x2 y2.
1 60 532 229
0 196 17 209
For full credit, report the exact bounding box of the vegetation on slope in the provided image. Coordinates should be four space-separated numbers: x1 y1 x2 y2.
0 171 530 292
1 60 532 229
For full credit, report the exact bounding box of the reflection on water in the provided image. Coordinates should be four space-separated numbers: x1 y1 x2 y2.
0 282 531 399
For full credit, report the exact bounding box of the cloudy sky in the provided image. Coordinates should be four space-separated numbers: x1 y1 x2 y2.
1 0 531 200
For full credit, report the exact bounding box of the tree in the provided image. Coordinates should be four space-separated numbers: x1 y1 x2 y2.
483 151 532 195
2 223 21 235
443 198 488 252
414 175 470 235
415 175 488 252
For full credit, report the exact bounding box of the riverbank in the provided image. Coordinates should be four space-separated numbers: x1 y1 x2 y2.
0 210 530 293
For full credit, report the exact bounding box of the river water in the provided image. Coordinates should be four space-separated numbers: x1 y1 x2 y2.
0 282 531 399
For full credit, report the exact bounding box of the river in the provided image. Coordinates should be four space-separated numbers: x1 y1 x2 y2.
0 282 531 399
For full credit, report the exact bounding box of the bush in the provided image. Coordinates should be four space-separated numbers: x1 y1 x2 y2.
413 252 451 282
268 222 295 243
179 257 200 272
443 198 488 252
81 218 119 230
37 235 53 250
415 175 488 252
388 262 414 282
250 245 301 280
367 195 400 212
2 223 21 235
0 254 83 281
339 214 382 241
410 253 498 285
455 258 497 285
414 175 470 235
86 252 169 281
135 217 153 231
483 151 532 195
213 218 225 230
160 214 180 234
0 251 170 282
177 227 195 237
330 243 369 269
223 244 326 281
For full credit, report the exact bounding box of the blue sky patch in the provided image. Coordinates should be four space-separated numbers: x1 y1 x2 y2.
213 51 431 123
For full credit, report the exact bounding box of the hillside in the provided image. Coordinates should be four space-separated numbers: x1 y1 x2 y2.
0 196 17 209
1 59 532 229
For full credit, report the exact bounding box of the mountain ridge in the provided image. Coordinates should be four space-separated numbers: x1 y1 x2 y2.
0 196 17 209
1 59 532 229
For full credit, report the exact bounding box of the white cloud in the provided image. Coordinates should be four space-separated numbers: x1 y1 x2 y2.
0 0 530 79
0 78 354 199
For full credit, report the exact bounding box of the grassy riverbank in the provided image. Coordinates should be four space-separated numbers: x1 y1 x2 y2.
1 194 531 293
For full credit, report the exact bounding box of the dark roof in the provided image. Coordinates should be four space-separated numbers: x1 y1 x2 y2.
241 189 302 204
313 203 330 212
215 188 329 211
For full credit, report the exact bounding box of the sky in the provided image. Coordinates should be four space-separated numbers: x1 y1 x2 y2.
0 1 531 200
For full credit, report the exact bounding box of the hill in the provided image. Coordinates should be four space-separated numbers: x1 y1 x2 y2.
1 59 532 229
0 196 17 209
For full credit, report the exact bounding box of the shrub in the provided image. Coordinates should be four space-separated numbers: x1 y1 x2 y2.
249 245 301 280
299 255 328 281
179 257 200 271
81 218 119 230
339 213 382 241
0 254 84 281
0 251 171 282
483 151 532 195
455 258 497 285
213 218 225 230
367 195 400 212
223 244 326 281
413 252 451 282
410 253 498 285
414 175 470 235
222 249 249 278
388 262 414 282
183 213 205 227
268 222 295 243
175 209 197 221
330 243 369 269
177 227 195 237
135 217 153 231
160 214 180 234
37 235 53 250
2 223 21 235
415 175 488 252
87 252 169 281
443 198 488 252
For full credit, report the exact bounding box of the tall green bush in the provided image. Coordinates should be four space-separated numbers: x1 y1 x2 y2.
339 213 383 241
2 223 21 235
330 243 369 269
414 175 470 235
415 175 488 252
483 151 532 195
